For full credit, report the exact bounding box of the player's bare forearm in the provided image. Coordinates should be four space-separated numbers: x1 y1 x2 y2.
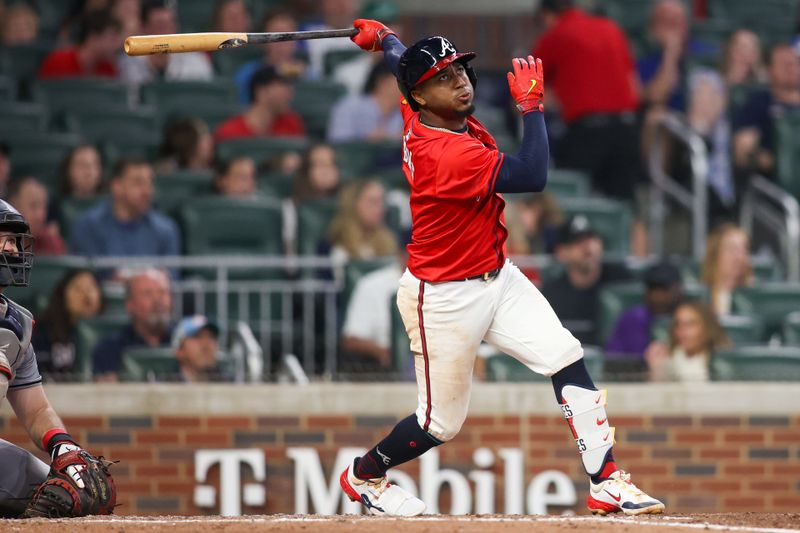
7 385 67 451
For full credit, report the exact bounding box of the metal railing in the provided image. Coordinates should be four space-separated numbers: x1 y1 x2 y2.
647 112 710 260
740 175 800 282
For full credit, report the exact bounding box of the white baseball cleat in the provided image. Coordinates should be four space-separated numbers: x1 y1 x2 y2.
340 459 426 516
587 470 665 516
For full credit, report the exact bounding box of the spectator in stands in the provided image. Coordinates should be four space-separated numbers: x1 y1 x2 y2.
340 230 410 376
645 300 729 382
733 43 800 178
606 261 684 358
171 315 230 383
212 0 252 34
327 62 403 142
38 9 123 79
118 0 213 85
723 29 766 88
32 269 103 380
7 176 67 256
234 10 307 104
58 144 104 199
68 157 180 275
92 268 172 382
0 2 39 45
0 143 10 198
112 0 142 40
325 179 397 263
637 0 715 112
292 143 341 203
701 223 753 316
541 215 632 345
154 117 214 174
534 0 641 202
215 66 305 142
504 191 563 256
213 156 257 198
300 0 358 79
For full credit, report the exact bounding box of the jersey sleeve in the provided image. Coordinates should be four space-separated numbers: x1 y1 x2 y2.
8 344 42 390
400 96 415 127
435 138 504 200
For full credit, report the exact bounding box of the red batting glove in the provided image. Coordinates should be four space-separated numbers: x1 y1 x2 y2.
351 18 396 52
507 55 544 114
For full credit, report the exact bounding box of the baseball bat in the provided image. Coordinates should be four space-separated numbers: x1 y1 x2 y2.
124 28 358 56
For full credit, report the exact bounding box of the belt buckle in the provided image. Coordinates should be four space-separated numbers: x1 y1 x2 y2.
482 271 491 282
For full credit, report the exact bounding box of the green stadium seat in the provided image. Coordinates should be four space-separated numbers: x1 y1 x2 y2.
155 171 214 214
295 198 338 256
141 80 239 117
216 137 310 168
719 314 764 346
0 44 50 82
558 197 633 254
63 105 160 145
0 102 46 134
784 312 800 345
0 74 17 100
176 1 216 32
486 345 604 382
59 196 107 241
332 140 402 178
6 132 82 184
292 80 347 139
31 256 91 304
732 283 800 340
711 345 800 381
774 110 800 198
547 169 591 198
100 137 160 162
258 172 295 198
213 47 263 77
188 102 244 132
74 315 129 382
120 347 180 382
33 0 74 34
709 0 796 40
32 79 131 116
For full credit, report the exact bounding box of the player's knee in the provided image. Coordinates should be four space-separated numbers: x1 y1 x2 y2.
431 416 466 443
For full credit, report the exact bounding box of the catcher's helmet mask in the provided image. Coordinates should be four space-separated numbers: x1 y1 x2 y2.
398 36 478 111
0 200 34 288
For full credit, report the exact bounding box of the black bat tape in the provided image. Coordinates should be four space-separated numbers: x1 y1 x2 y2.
247 28 358 45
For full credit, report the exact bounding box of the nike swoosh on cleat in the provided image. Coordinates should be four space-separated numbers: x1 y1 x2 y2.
596 418 607 425
604 490 621 502
595 395 601 404
360 494 385 513
603 432 610 441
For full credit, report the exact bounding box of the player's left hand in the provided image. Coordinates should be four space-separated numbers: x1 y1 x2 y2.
351 19 396 52
507 55 544 114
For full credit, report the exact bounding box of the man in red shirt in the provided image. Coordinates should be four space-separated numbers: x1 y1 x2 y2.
338 19 664 518
38 10 122 79
214 66 305 143
534 0 641 201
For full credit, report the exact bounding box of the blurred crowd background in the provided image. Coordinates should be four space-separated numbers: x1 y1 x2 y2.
0 0 799 385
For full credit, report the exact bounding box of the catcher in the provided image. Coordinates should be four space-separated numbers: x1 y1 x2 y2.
0 199 115 518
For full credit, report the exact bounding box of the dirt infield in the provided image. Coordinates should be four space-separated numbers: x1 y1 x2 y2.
3 513 799 532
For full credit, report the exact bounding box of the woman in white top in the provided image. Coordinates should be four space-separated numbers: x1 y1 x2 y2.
701 224 753 316
645 300 730 382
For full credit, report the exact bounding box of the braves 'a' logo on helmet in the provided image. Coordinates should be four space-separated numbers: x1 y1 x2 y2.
436 37 456 57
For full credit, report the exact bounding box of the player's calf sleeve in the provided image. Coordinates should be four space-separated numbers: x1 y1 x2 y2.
355 414 442 480
551 359 617 481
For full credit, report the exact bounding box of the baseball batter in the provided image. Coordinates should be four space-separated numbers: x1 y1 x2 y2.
0 200 115 518
339 19 665 517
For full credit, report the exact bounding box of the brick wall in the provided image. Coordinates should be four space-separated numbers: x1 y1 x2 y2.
3 411 799 515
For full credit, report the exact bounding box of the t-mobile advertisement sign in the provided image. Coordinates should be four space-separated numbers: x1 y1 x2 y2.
195 447 577 516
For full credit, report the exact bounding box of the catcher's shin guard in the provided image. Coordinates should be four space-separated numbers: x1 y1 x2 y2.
560 385 614 476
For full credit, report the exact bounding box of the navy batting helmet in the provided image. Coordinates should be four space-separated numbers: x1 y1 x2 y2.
0 199 33 287
398 36 477 111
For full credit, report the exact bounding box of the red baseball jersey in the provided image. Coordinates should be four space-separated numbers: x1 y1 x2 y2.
400 97 507 282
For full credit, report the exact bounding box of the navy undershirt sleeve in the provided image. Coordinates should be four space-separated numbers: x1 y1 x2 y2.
494 112 549 193
381 35 406 78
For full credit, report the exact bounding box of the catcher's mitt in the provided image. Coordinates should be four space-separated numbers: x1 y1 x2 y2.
23 449 116 518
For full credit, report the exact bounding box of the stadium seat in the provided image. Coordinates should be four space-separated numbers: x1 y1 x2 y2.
558 197 633 254
546 169 591 199
784 312 800 345
774 110 800 199
213 46 263 77
0 74 17 100
295 198 338 256
176 1 216 32
74 315 129 382
486 345 604 382
709 0 796 42
332 140 402 178
732 283 800 340
30 256 91 304
6 132 82 185
0 101 46 134
141 80 239 117
0 44 50 83
155 171 215 214
63 105 160 145
216 137 310 168
32 79 131 116
597 281 644 347
258 172 295 198
292 80 348 139
711 345 800 381
120 347 180 382
719 314 764 346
